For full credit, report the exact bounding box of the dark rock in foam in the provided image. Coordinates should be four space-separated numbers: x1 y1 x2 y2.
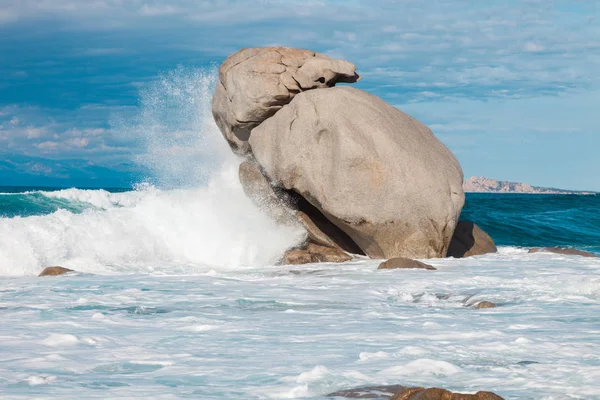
39 266 74 277
328 384 504 400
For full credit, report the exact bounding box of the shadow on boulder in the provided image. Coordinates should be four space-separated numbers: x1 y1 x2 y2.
447 220 497 258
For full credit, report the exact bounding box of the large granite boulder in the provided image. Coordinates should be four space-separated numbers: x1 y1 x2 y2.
447 220 497 258
212 47 359 155
249 86 465 259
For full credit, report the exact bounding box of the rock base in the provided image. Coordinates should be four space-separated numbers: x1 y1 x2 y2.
282 243 353 265
39 266 74 277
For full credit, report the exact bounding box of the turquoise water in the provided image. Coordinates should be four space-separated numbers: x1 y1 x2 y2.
462 193 600 253
0 183 599 399
2 186 598 252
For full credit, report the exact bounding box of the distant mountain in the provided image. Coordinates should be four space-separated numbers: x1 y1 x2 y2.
464 176 596 194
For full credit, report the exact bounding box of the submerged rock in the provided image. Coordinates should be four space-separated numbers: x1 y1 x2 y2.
212 47 359 155
328 385 504 400
472 301 497 309
250 86 464 259
447 220 497 258
39 266 74 277
378 258 436 270
528 247 597 258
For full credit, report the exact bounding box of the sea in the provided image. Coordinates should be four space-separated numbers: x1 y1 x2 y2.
1 69 599 399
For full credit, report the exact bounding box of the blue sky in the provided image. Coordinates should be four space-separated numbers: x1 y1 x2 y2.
0 0 599 190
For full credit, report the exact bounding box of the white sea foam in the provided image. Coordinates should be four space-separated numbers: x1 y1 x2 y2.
0 162 305 276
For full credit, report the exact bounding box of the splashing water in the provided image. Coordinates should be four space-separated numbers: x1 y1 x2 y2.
0 68 306 276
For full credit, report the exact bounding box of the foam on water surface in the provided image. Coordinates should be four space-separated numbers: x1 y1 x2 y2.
0 252 599 399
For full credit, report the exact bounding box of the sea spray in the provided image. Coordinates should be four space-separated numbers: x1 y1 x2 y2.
120 66 234 189
0 68 306 276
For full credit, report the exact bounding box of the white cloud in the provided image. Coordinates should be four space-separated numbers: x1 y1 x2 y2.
524 42 545 52
139 4 180 16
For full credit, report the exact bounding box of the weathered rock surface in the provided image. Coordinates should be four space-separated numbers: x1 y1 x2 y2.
282 243 352 265
283 249 314 265
212 47 359 154
250 86 464 259
528 247 597 258
378 258 436 270
328 385 504 400
447 220 497 258
39 266 74 277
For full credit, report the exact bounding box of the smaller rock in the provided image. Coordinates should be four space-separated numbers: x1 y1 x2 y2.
282 243 353 265
39 266 74 277
473 301 497 309
528 247 597 258
283 250 313 265
327 385 504 400
392 388 504 400
516 361 540 366
378 258 436 270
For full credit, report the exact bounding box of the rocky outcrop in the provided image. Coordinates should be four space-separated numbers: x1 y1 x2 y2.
283 243 352 265
39 266 74 277
447 220 497 258
378 258 436 270
463 176 594 194
213 46 467 261
528 247 597 258
212 47 359 155
250 86 464 259
328 385 504 399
